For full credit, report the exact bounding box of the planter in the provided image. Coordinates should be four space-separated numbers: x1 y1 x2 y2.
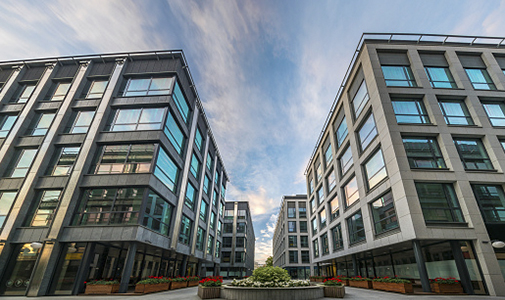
198 286 221 299
188 280 199 287
323 286 345 298
349 280 373 289
430 283 464 294
171 281 188 289
135 282 170 293
372 281 413 294
85 284 119 294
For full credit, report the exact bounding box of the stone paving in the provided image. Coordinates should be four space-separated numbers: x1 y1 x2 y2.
3 286 505 299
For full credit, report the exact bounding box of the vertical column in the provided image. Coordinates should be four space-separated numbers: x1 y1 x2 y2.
413 240 431 293
119 242 137 293
450 241 474 295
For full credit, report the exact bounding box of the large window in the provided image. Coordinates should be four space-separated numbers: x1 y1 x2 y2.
347 210 366 244
330 196 339 221
123 77 173 97
29 113 55 136
391 99 430 124
199 200 208 221
300 236 309 248
299 202 307 218
403 137 446 169
8 149 37 178
196 227 205 251
370 191 398 235
164 111 185 154
425 67 457 88
352 80 370 118
0 115 17 138
85 80 108 99
108 107 165 131
343 177 359 207
364 149 387 189
185 182 197 210
74 188 143 225
319 208 327 229
331 224 343 251
179 215 192 245
311 218 317 235
172 82 190 123
339 146 353 175
92 144 154 174
358 114 378 151
0 192 17 228
472 185 505 223
287 202 296 218
313 239 319 258
439 100 474 125
48 146 80 176
190 153 200 179
321 233 329 255
336 117 348 147
154 147 179 192
482 102 505 127
142 190 173 235
465 68 496 90
454 139 493 170
288 221 296 233
288 236 297 248
66 111 94 134
382 66 416 87
415 183 464 223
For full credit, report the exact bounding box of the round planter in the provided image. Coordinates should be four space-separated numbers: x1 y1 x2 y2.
323 285 345 298
222 285 324 300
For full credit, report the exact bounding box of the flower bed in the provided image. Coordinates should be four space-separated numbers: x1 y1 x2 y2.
323 278 345 298
430 277 463 294
84 280 120 294
348 276 372 289
372 277 412 294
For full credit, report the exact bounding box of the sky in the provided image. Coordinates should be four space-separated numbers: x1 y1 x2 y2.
1 0 504 264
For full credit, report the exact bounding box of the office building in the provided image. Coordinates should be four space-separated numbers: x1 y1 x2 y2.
220 201 255 278
0 50 228 295
305 33 505 295
272 194 311 279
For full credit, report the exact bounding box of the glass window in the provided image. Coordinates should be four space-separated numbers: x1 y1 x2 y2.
154 147 179 192
109 107 165 131
289 251 298 263
142 190 172 235
425 67 457 88
236 222 246 233
93 144 154 174
185 182 197 210
330 196 339 221
215 240 221 258
49 82 71 101
317 187 324 205
48 146 80 176
311 218 317 235
9 149 37 178
415 183 464 223
370 191 398 235
210 212 216 230
454 139 493 170
382 66 417 87
321 233 329 255
68 111 94 134
482 102 505 127
301 251 310 263
14 83 36 103
403 137 446 169
288 221 296 233
179 215 192 245
347 210 366 244
331 224 343 251
472 184 505 223
364 149 387 189
86 80 108 99
190 153 200 179
224 209 233 220
358 114 377 151
299 202 307 218
339 146 353 175
352 80 370 118
336 117 348 147
327 170 336 191
206 153 213 171
310 199 315 214
0 115 17 138
75 188 143 225
203 175 210 195
164 111 185 154
319 208 327 229
207 235 214 255
172 82 190 123
0 192 17 228
300 221 307 233
324 143 333 166
343 177 359 207
287 202 296 218
123 77 173 97
439 100 474 125
391 99 430 124
313 239 319 258
30 113 55 136
316 164 322 183
465 68 496 90
199 200 208 221
195 128 203 152
196 227 205 251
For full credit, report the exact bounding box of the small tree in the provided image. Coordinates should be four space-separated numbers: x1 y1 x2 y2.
265 256 273 267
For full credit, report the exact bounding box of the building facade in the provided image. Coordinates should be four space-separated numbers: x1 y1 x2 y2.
0 51 229 295
305 33 505 296
272 194 311 279
220 201 255 278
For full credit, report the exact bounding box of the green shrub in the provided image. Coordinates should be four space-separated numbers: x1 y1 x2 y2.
252 266 291 283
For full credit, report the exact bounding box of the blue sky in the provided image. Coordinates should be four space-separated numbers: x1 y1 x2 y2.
1 0 504 263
